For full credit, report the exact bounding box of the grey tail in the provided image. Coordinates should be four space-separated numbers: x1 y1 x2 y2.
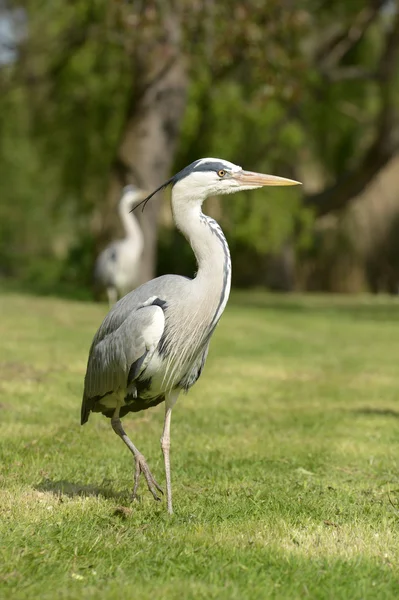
81 395 90 425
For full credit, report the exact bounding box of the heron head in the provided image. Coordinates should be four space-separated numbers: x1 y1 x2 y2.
171 158 301 200
133 158 301 212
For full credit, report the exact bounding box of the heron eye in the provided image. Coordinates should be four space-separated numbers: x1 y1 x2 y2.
218 169 226 178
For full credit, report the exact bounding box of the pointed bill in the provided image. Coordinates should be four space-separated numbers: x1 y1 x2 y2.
232 170 301 187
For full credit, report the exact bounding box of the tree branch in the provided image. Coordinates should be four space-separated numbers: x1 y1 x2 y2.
315 0 386 69
305 6 399 216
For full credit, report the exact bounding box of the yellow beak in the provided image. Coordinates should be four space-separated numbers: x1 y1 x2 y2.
232 170 301 187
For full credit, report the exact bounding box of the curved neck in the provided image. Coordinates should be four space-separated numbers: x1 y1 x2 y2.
172 193 231 326
119 204 143 243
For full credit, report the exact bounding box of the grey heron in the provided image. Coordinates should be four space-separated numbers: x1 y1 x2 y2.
94 185 145 306
82 158 300 514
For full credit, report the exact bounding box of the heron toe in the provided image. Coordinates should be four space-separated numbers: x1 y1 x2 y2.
132 453 163 502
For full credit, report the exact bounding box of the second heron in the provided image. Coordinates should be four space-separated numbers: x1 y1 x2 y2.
94 185 145 306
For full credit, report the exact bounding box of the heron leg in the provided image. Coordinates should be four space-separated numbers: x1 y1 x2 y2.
106 286 118 308
111 410 163 502
160 392 179 515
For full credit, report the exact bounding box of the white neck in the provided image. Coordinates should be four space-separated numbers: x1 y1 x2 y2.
172 188 231 327
119 203 143 244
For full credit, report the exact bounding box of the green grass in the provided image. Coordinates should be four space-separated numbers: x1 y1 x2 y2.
1 290 399 599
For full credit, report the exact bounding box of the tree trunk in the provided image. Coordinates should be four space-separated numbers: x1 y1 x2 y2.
305 6 399 216
100 11 188 283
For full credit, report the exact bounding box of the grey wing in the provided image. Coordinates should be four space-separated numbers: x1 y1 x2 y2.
81 297 165 424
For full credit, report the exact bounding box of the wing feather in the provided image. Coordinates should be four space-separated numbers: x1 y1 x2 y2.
81 298 165 424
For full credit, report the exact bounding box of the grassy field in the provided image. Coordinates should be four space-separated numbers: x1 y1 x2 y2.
1 290 399 599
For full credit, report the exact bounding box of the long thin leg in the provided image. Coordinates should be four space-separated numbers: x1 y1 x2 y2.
111 408 163 501
160 392 179 514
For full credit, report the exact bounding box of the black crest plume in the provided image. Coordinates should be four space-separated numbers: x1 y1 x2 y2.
131 177 174 213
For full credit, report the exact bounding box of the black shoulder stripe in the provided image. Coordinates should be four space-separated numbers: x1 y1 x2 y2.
151 297 167 309
127 352 147 386
137 297 167 311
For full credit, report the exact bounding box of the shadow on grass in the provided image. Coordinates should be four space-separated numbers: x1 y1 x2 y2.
353 407 399 418
35 478 126 500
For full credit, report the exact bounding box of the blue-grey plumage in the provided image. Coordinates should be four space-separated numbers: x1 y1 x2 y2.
94 185 145 306
82 274 208 421
82 158 301 513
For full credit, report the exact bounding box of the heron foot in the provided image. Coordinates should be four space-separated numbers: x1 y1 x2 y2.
132 453 163 502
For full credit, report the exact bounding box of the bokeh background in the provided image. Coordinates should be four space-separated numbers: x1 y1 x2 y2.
1 0 399 298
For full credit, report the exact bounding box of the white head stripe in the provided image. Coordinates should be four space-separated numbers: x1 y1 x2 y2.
195 158 241 172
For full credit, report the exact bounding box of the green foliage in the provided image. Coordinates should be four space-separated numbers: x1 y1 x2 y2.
19 0 130 203
0 1 398 292
0 1 131 289
175 77 309 261
1 291 399 598
222 189 300 253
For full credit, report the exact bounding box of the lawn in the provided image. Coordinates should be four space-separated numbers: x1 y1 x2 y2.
0 290 399 599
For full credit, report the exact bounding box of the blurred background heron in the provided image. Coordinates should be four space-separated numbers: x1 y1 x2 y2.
94 185 144 306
